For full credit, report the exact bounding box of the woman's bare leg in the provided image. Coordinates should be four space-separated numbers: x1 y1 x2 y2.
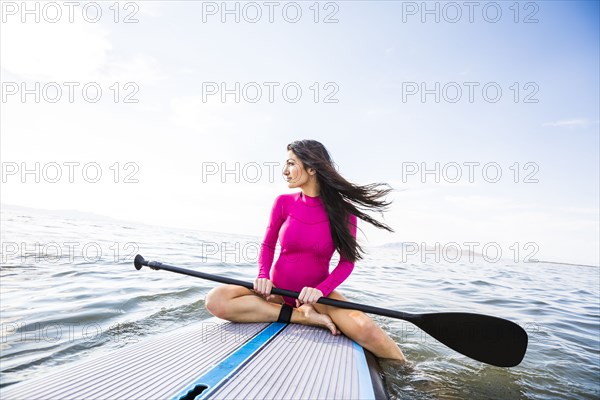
313 290 406 362
205 284 339 334
205 285 404 360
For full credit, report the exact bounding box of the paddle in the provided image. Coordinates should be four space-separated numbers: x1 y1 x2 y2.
134 254 527 367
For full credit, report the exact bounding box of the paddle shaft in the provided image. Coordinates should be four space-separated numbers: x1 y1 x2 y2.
139 258 417 322
134 254 527 367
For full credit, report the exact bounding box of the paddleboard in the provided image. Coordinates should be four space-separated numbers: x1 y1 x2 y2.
1 317 389 399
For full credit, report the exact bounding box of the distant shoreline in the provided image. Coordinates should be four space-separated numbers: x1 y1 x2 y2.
376 242 599 268
527 260 599 269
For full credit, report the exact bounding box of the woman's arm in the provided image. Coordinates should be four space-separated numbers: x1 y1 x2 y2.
257 195 286 279
315 213 358 297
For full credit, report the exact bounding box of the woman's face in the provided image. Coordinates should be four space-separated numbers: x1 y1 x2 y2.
283 150 311 188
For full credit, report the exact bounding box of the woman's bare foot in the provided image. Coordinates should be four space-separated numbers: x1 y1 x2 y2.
296 304 340 335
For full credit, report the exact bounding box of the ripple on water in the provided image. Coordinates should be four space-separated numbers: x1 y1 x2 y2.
382 355 532 399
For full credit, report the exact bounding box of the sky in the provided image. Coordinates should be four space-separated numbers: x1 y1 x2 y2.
1 1 599 266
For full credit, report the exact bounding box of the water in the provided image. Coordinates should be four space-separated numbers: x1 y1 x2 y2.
1 204 598 399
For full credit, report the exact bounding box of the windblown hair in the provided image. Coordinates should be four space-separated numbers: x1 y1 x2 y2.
287 139 394 263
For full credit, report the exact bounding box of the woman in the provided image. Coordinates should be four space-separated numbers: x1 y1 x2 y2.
205 140 406 361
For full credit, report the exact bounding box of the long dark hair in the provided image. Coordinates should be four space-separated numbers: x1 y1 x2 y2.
287 140 394 263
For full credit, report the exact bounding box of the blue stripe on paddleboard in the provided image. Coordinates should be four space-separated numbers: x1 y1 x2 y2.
352 341 376 400
171 322 287 400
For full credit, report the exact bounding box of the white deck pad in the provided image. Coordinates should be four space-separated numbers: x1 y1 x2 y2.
1 317 383 400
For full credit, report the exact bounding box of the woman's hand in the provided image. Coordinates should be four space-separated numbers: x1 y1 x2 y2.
253 278 277 302
296 287 324 307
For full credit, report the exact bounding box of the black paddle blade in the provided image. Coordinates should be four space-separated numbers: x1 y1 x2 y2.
414 312 528 367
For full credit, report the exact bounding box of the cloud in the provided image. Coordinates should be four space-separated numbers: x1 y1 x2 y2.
1 20 112 81
1 19 164 85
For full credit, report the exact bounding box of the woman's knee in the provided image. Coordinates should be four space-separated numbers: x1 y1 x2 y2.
352 316 386 346
359 315 385 343
329 307 386 347
319 292 384 343
205 285 248 318
204 286 224 317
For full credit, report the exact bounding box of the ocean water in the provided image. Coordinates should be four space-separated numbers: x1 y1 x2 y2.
1 204 598 399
